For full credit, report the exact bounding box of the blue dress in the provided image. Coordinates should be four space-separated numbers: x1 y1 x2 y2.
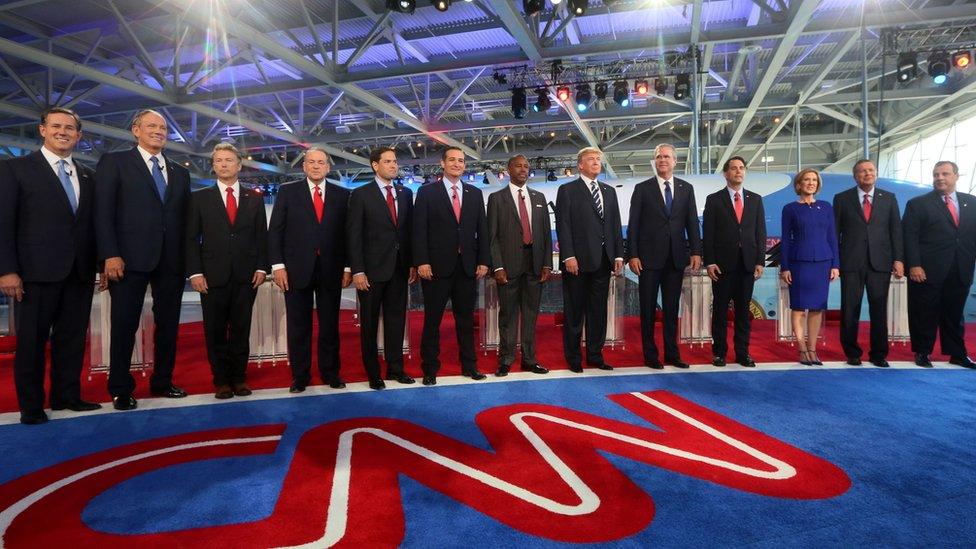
780 200 840 310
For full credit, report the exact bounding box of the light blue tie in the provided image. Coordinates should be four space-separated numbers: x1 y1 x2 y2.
149 156 167 200
57 159 78 213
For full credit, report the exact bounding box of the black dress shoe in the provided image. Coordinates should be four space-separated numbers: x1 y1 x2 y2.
327 379 346 389
150 385 188 399
870 359 890 368
463 370 487 380
588 362 613 371
666 359 690 369
422 375 437 385
712 356 726 367
949 356 976 369
522 364 549 374
112 395 137 411
736 356 757 368
645 360 664 370
369 379 386 390
915 353 933 368
495 365 510 377
51 399 102 412
288 382 306 393
215 386 234 399
386 373 416 384
232 383 253 396
569 364 583 373
846 357 862 366
20 412 48 425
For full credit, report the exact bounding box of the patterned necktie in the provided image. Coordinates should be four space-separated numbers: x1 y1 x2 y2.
56 159 78 213
945 194 959 227
451 184 461 222
590 181 603 219
664 180 673 215
518 188 532 245
734 191 743 223
313 184 324 223
385 185 397 226
149 156 167 201
862 194 872 222
225 186 237 225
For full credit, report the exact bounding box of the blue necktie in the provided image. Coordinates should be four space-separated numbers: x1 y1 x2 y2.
664 180 673 215
150 156 167 200
57 159 78 213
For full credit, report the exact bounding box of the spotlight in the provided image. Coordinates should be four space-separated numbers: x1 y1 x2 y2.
634 79 649 95
492 71 508 85
386 0 416 13
532 87 551 112
613 80 630 107
575 83 591 112
547 169 557 182
556 85 571 102
953 50 972 69
772 115 782 124
523 0 544 15
594 81 608 100
928 51 950 85
896 52 917 83
432 0 450 11
654 77 667 95
511 86 527 119
568 0 587 16
674 74 690 100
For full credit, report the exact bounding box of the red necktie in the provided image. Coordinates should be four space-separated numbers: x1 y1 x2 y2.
733 191 743 223
945 194 960 227
225 186 237 225
518 188 532 245
862 194 872 222
385 185 397 226
451 184 461 222
313 184 324 223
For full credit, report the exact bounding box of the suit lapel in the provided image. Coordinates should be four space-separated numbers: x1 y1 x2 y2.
29 151 75 218
576 178 604 219
75 162 93 219
129 148 164 205
958 193 971 231
720 188 737 224
645 177 667 217
440 182 459 225
211 185 232 229
934 191 958 230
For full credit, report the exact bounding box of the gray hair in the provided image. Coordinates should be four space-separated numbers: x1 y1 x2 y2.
654 143 677 157
131 109 165 128
304 146 332 165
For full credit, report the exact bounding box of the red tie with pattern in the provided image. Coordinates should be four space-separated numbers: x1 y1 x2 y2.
225 187 237 225
518 188 532 245
945 194 960 227
313 184 324 223
862 194 872 222
385 185 397 226
734 191 743 223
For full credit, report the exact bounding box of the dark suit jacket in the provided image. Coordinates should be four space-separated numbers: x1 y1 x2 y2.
555 178 624 272
702 187 766 272
347 181 413 283
0 150 96 282
185 184 269 286
412 181 489 277
833 186 903 272
626 176 702 270
903 190 976 285
267 180 349 290
94 147 190 273
487 185 553 277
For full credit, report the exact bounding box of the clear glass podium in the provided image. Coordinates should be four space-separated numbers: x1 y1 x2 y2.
679 269 712 345
88 281 155 379
248 281 288 364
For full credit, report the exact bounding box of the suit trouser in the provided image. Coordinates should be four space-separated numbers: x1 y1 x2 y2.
840 268 891 360
107 267 183 396
358 264 408 382
639 263 684 362
710 258 755 359
562 253 611 367
497 247 542 367
284 262 342 385
200 280 256 386
907 261 969 358
14 270 93 414
420 256 478 376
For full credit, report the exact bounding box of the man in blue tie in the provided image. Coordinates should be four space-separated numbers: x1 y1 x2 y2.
95 109 191 410
0 107 101 424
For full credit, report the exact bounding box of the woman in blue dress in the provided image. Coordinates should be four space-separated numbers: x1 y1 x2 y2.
780 169 840 365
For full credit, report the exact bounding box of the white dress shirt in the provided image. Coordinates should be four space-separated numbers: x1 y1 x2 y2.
137 145 168 183
444 176 463 209
857 186 875 210
40 145 80 202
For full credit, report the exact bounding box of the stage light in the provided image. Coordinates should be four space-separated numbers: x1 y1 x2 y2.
568 0 587 16
594 81 608 100
613 80 629 106
634 79 649 95
532 87 551 112
386 0 416 13
896 52 917 82
674 74 690 100
547 169 557 181
512 86 527 119
654 77 667 95
929 51 950 85
556 85 571 102
432 0 450 11
772 115 782 124
523 0 544 15
953 50 972 69
575 83 591 112
492 71 508 85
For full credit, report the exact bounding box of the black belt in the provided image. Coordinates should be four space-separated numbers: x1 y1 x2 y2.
523 244 533 249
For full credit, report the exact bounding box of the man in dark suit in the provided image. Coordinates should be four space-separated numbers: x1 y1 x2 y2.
702 156 766 368
268 147 351 392
833 159 903 368
0 107 101 425
903 160 976 369
347 146 417 391
627 143 702 369
95 109 190 410
556 147 624 372
487 155 552 377
414 146 490 385
185 143 268 399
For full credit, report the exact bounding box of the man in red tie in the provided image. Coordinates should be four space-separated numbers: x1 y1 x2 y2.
268 147 352 392
413 147 489 385
185 143 268 399
903 160 976 369
486 155 552 377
